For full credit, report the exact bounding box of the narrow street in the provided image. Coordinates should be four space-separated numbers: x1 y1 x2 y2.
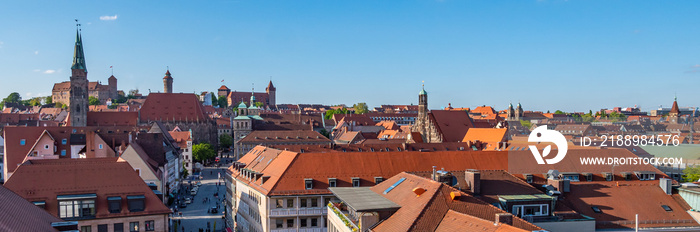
172 166 228 232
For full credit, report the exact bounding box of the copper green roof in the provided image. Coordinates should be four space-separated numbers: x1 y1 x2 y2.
419 88 427 95
234 115 250 120
238 102 247 108
71 29 87 71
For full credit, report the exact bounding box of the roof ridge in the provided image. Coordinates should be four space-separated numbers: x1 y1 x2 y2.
407 177 446 231
267 150 301 194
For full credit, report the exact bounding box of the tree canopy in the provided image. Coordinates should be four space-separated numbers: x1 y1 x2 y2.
192 143 216 162
353 102 369 114
217 96 228 108
88 96 101 105
683 165 700 183
219 134 233 149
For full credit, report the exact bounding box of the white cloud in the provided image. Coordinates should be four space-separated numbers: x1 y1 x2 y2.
100 15 118 21
34 51 39 55
43 70 56 74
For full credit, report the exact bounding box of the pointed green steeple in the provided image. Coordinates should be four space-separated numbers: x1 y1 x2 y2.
71 29 87 71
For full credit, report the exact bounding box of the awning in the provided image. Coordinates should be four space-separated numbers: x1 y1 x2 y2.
57 193 97 200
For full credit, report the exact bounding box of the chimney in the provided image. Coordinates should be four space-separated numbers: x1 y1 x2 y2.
432 166 437 180
465 170 481 195
660 178 673 195
547 178 565 192
495 213 513 226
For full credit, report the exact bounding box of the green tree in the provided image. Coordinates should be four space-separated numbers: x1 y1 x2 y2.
114 95 127 104
127 89 139 99
182 163 189 179
217 96 228 108
353 102 369 114
255 102 264 108
683 165 700 183
210 93 217 106
219 134 233 149
192 143 216 162
55 102 64 108
44 96 53 105
324 109 336 120
319 128 330 138
1 92 21 108
88 96 100 105
520 119 531 129
554 110 566 114
28 97 42 106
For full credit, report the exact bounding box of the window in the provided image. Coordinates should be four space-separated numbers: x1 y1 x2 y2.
108 197 121 213
58 199 95 219
81 225 92 232
99 144 103 149
287 219 294 228
324 197 331 207
328 178 337 187
375 177 384 184
145 220 155 231
512 204 549 217
662 205 673 212
114 223 123 232
20 139 26 145
305 178 313 190
97 224 108 232
44 144 50 149
276 199 284 208
591 206 602 213
127 195 145 212
604 173 613 181
287 199 294 208
300 199 307 208
352 177 360 187
62 138 67 145
301 218 308 227
525 174 533 183
311 218 318 227
311 198 318 207
561 174 579 181
276 219 283 228
32 201 46 209
129 222 139 232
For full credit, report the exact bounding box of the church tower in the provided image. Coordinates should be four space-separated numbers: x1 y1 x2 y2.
515 102 523 120
69 26 88 127
669 96 681 124
163 69 173 93
506 103 515 121
265 80 276 106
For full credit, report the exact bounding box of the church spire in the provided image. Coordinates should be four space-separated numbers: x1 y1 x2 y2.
71 21 87 71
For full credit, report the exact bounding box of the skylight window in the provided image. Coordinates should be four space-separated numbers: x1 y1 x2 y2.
662 205 672 212
383 177 406 194
592 206 602 213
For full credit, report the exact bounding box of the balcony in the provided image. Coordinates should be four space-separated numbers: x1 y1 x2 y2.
269 207 327 217
327 202 358 232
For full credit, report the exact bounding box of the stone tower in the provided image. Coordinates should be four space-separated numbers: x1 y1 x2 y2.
411 84 438 142
163 70 173 93
506 103 516 121
265 80 276 106
515 102 523 120
69 28 88 127
108 75 117 99
669 96 680 124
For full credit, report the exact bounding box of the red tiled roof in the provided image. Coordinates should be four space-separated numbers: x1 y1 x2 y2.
4 158 171 219
169 129 191 149
0 185 65 231
435 210 528 232
429 110 475 142
369 172 541 231
566 181 698 229
462 128 507 144
238 130 330 144
670 100 680 114
139 93 208 122
87 111 138 126
219 85 230 90
216 117 231 128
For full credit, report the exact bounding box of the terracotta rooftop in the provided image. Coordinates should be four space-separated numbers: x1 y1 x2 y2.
238 130 331 143
435 210 528 232
462 128 507 144
139 93 208 122
86 111 138 126
3 158 171 220
0 184 65 231
428 110 475 142
369 172 541 231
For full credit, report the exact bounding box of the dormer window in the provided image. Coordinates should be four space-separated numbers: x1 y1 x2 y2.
352 177 360 187
328 178 337 187
304 178 313 190
621 172 632 181
375 177 384 184
603 172 613 181
20 139 26 145
108 196 122 213
635 171 656 181
62 138 67 145
583 173 593 181
560 173 580 182
127 195 145 212
525 174 533 183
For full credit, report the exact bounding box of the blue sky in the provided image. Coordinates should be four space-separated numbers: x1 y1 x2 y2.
0 1 699 112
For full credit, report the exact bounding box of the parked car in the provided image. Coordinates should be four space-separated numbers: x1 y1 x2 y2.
185 198 192 204
197 181 202 187
191 189 198 196
180 202 187 208
210 206 218 214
